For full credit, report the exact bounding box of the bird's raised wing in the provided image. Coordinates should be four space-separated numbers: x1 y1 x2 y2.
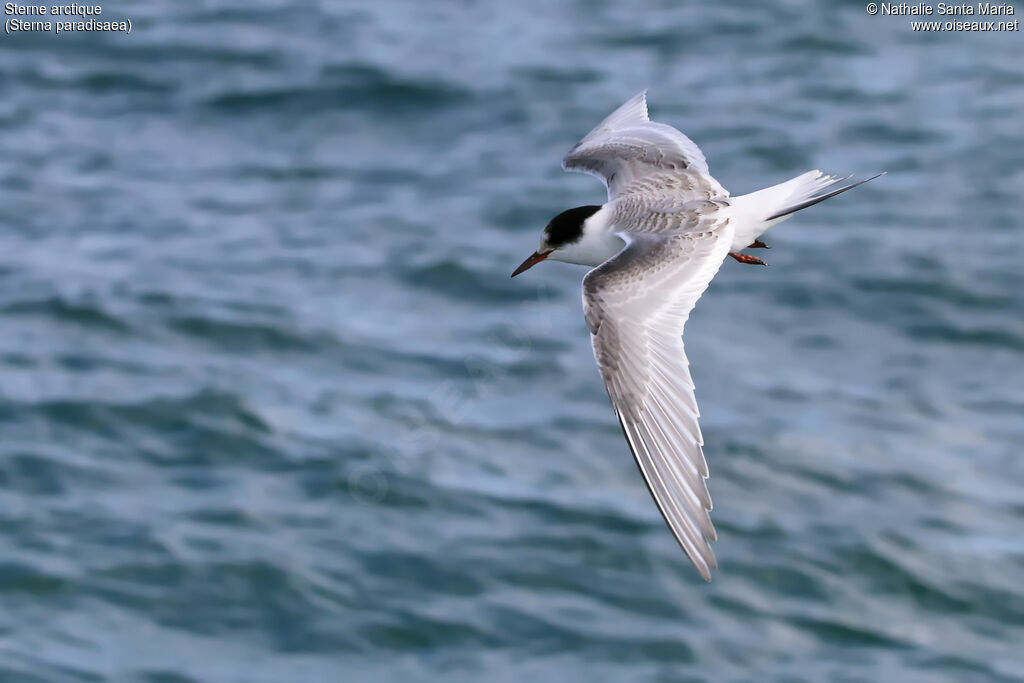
583 222 732 580
563 91 727 201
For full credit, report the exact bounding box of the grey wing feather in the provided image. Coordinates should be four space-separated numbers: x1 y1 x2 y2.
584 220 733 580
563 91 726 201
612 197 730 236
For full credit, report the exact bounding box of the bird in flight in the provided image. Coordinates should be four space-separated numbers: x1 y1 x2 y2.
512 91 882 580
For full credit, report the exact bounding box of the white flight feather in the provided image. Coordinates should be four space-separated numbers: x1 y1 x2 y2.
583 226 733 581
563 90 727 202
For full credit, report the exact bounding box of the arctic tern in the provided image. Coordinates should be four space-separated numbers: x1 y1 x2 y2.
512 91 882 580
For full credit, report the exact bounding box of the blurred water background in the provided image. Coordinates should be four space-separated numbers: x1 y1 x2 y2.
1 1 1022 681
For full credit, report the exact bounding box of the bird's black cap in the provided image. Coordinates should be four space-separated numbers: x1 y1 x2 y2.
544 205 601 248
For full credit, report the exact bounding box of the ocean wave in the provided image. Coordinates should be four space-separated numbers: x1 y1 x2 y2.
1 296 133 334
204 64 471 116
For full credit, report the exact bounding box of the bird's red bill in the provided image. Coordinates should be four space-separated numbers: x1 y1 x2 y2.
511 250 551 277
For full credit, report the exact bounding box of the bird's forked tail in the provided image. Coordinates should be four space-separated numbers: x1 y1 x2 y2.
727 170 884 249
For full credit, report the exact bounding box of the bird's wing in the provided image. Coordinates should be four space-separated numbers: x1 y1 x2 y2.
613 196 731 236
583 220 733 580
563 91 727 201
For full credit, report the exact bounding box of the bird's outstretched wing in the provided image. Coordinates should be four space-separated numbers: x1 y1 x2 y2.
563 91 727 201
583 219 733 580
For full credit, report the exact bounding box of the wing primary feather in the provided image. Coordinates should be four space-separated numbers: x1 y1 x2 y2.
641 396 712 510
643 409 711 509
617 412 715 581
634 417 716 539
562 91 727 200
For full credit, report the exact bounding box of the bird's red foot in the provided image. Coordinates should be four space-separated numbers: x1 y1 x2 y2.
729 252 768 266
748 240 769 249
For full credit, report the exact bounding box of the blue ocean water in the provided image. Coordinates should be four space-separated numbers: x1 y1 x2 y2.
1 1 1022 681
